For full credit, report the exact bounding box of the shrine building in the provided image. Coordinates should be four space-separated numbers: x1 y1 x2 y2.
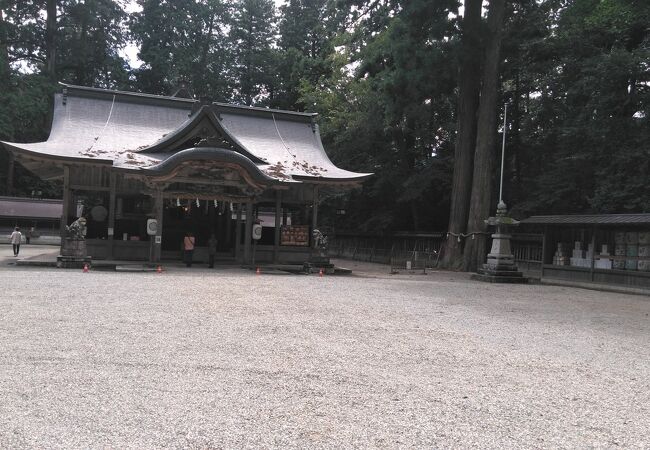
1 83 371 264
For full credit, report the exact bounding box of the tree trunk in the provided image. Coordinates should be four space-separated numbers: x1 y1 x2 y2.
462 0 507 272
45 0 57 79
441 0 482 269
0 8 10 83
512 70 521 199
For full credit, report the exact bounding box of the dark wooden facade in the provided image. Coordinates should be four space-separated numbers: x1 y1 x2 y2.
520 214 650 289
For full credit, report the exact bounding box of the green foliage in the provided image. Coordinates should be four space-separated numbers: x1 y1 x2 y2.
57 0 131 87
1 0 648 219
504 0 650 215
131 0 231 98
298 0 458 231
229 0 277 105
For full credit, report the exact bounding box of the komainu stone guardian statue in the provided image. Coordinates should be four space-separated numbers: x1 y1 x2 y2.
312 229 328 258
58 217 91 268
65 217 87 240
305 228 334 274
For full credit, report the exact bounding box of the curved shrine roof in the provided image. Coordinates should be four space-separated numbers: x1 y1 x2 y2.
1 83 371 184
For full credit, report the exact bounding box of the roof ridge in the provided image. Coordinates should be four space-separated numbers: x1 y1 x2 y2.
59 82 196 104
59 83 318 117
212 102 317 118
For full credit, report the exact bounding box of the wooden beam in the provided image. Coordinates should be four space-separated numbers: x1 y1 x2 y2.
235 203 242 261
107 172 116 259
152 188 163 262
225 201 233 254
69 184 111 192
244 199 253 264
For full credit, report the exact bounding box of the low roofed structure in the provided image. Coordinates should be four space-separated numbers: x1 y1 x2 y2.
2 84 371 264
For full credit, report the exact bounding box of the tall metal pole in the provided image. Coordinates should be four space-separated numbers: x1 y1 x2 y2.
499 103 507 204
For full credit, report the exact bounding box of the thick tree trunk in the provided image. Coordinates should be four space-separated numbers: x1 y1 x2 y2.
441 0 482 269
462 0 507 272
45 0 57 78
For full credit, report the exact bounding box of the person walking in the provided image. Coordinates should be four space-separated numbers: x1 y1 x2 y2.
208 234 218 268
183 232 196 267
10 227 22 256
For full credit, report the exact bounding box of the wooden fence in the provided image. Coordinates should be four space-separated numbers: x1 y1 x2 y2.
328 231 544 272
328 233 445 268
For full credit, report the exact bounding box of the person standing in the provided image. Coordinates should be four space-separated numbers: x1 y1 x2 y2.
183 232 196 267
25 227 32 244
208 234 218 268
10 227 22 256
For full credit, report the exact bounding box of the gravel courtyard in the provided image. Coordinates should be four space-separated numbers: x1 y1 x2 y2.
1 248 649 448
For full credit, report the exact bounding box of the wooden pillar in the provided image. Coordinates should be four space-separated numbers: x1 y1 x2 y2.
312 185 319 229
208 199 216 240
107 172 116 259
60 166 71 235
152 188 163 262
6 152 14 196
235 203 242 261
274 190 282 263
590 226 597 281
540 226 547 279
244 199 253 264
225 201 232 251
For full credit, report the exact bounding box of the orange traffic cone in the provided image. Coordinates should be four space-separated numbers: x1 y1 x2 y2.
319 268 324 277
83 263 89 273
256 267 261 275
156 265 163 273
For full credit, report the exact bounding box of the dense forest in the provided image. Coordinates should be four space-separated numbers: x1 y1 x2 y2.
1 0 649 258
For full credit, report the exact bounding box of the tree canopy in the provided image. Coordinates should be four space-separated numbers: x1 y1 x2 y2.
1 0 648 235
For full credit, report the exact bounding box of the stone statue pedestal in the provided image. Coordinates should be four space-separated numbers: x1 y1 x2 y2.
57 238 92 269
304 252 334 274
304 229 334 274
472 202 528 284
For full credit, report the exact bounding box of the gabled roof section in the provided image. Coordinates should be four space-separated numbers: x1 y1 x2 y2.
137 105 267 164
216 110 372 181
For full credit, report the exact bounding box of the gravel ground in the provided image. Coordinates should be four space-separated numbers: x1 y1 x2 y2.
0 246 649 448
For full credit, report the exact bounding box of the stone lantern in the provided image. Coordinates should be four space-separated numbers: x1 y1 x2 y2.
472 201 528 283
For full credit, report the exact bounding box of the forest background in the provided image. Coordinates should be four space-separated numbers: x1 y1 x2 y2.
0 0 648 268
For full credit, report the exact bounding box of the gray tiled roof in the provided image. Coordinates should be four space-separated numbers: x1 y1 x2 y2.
521 214 650 225
1 84 371 183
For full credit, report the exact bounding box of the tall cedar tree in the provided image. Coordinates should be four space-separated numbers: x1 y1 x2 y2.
229 0 276 106
441 0 482 268
131 0 231 98
462 0 507 271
